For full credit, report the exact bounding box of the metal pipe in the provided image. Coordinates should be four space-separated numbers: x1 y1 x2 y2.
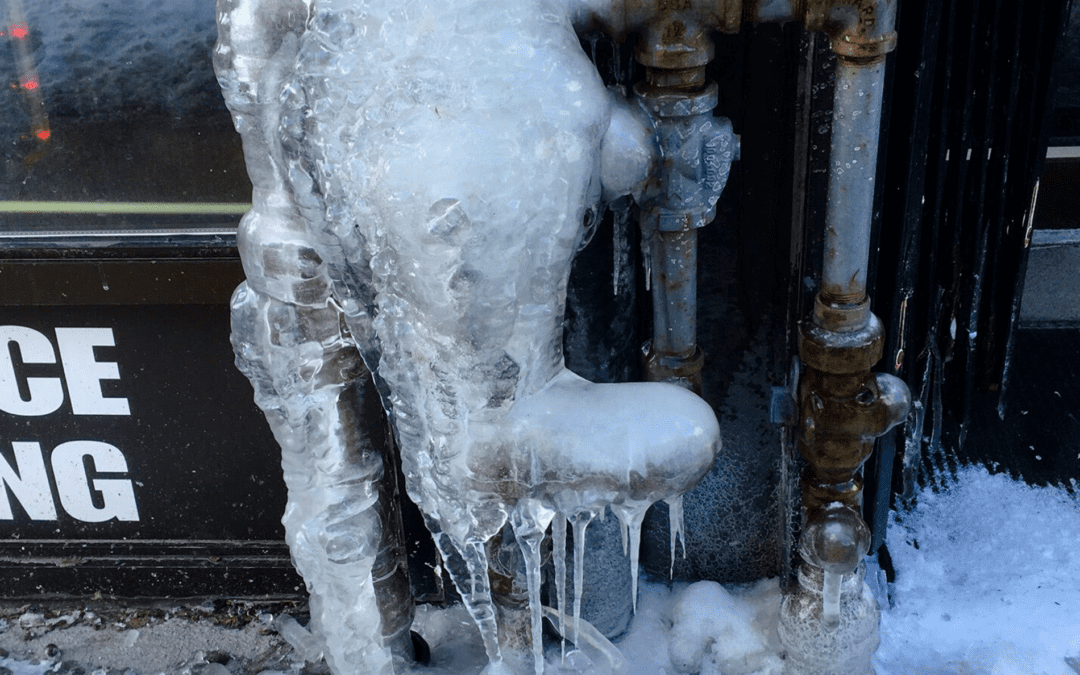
651 228 699 357
778 2 909 673
633 63 737 392
821 60 887 311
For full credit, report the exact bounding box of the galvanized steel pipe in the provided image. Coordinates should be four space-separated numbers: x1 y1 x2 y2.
650 228 699 357
821 59 887 314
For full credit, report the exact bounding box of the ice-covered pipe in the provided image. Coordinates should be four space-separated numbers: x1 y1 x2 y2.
214 1 416 671
219 5 723 675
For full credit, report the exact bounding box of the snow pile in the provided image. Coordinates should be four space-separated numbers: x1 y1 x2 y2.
617 465 1080 675
875 466 1080 674
667 581 781 675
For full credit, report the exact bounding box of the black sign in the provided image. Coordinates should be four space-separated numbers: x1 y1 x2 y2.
0 301 300 598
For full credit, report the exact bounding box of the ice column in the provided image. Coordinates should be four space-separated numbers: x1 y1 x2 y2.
217 2 721 674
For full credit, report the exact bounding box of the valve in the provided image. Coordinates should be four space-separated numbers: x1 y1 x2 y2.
634 82 738 233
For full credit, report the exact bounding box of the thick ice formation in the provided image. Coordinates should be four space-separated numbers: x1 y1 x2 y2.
215 1 720 673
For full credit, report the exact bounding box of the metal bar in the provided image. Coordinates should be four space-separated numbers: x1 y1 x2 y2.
0 201 251 215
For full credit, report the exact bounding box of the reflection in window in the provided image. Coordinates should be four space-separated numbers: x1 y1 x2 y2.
1 0 251 233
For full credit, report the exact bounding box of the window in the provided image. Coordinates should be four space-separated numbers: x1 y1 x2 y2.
1 0 250 235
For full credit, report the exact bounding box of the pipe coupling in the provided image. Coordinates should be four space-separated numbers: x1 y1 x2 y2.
803 0 899 63
799 311 884 376
832 30 897 63
642 341 706 392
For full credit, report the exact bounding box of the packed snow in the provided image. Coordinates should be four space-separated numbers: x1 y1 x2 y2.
2 464 1077 674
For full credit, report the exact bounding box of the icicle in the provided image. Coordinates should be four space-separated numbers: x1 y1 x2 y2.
569 509 597 647
541 606 628 674
611 499 651 614
429 529 504 669
552 513 568 660
618 511 629 555
510 500 556 675
665 494 685 579
822 570 842 629
612 200 632 297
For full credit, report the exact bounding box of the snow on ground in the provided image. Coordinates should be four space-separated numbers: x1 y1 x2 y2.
875 467 1080 674
1 465 1078 675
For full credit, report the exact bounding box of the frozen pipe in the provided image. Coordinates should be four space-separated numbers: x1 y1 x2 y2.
781 2 908 673
820 59 887 315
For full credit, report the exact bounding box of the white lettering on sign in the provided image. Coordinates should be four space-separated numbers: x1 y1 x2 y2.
0 327 129 416
52 441 139 522
1 327 141 523
0 326 65 416
0 441 139 522
0 442 57 520
55 328 130 416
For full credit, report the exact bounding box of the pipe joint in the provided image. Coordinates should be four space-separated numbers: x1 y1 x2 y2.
831 30 897 64
797 369 909 470
642 342 706 394
803 0 898 62
636 19 714 70
799 311 884 376
813 294 871 333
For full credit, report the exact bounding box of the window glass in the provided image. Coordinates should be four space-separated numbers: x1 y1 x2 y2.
1046 1 1080 144
1 0 251 234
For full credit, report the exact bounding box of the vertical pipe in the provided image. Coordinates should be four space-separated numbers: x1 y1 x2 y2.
821 60 887 310
651 229 699 357
779 2 909 673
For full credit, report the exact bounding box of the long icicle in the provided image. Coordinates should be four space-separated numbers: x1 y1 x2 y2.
510 500 555 675
552 513 568 660
612 500 651 614
665 495 685 579
569 509 597 647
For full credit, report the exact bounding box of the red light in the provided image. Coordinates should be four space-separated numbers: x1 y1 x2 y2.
35 129 50 141
11 23 28 39
21 76 38 90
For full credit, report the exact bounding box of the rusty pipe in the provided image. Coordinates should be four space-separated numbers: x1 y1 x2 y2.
633 66 738 393
778 1 907 670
